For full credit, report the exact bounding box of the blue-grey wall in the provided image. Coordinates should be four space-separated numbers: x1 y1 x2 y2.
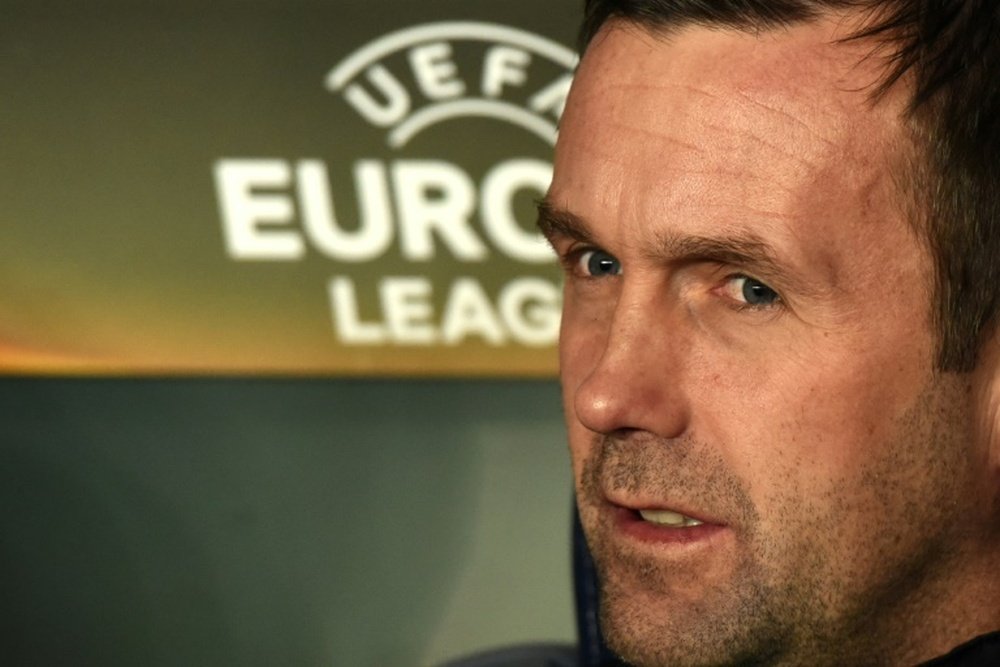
0 379 574 666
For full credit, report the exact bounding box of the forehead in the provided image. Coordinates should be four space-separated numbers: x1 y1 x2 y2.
551 18 909 251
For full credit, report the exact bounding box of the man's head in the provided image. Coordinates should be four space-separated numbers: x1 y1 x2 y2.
541 1 1000 665
576 1 1000 374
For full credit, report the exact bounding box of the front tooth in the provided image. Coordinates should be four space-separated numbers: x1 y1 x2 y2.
639 509 704 527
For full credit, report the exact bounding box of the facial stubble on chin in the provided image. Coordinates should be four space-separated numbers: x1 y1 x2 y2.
575 376 975 667
577 433 797 667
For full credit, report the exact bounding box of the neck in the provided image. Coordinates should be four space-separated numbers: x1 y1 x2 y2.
868 539 1000 665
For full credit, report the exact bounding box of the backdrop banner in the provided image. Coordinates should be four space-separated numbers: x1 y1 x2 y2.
1 3 579 376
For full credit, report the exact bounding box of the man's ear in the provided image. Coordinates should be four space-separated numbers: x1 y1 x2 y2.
974 329 1000 474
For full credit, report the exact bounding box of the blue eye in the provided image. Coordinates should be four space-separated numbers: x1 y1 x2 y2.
733 275 779 306
578 249 622 277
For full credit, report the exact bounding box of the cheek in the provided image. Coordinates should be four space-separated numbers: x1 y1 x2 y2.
700 347 928 499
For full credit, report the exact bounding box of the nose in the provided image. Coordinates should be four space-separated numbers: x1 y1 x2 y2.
570 286 691 439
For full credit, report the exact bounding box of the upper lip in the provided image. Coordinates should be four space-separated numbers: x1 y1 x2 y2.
604 493 724 526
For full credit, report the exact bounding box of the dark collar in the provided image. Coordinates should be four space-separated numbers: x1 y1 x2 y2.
593 631 1000 666
919 631 1000 666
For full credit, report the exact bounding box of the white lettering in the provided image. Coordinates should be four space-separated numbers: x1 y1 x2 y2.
215 159 303 260
529 73 573 120
440 278 506 345
327 275 561 346
393 160 487 261
482 46 530 98
380 277 437 344
408 42 465 100
481 159 554 263
499 278 561 346
344 65 411 127
218 158 561 262
329 276 386 344
297 160 394 261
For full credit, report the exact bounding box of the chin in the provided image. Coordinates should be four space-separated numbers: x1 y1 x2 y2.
596 573 791 667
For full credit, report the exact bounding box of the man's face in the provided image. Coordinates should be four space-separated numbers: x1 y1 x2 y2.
546 17 997 667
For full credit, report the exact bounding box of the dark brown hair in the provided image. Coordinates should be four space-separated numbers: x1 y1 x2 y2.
579 0 1000 371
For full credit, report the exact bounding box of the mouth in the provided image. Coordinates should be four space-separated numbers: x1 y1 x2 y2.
610 504 726 546
637 508 705 527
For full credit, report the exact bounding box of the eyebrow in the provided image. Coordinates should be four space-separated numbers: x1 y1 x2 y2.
660 234 788 279
536 199 596 245
536 199 808 290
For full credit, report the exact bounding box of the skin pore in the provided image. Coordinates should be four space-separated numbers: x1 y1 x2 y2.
544 13 1000 667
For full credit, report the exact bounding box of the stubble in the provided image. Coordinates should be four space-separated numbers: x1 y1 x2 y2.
576 374 976 666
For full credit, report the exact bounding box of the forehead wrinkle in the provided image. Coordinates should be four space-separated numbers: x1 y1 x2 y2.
605 118 703 154
603 80 726 102
588 95 844 187
699 119 825 172
587 37 871 166
692 202 799 223
566 123 813 200
732 89 840 150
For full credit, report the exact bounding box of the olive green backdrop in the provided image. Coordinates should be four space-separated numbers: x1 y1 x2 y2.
1 1 580 665
0 1 576 376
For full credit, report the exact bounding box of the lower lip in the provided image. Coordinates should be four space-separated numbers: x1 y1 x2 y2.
612 506 727 546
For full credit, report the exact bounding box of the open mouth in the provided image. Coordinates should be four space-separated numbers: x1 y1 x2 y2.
637 508 704 528
609 504 725 546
